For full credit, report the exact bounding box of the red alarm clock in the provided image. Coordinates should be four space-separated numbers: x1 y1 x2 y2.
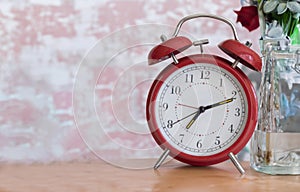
146 14 261 173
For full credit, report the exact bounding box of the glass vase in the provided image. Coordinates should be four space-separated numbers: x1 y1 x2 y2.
250 39 300 175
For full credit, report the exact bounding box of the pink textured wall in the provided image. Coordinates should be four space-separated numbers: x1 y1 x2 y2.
0 0 260 166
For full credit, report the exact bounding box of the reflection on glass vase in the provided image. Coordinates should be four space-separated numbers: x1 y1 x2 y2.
251 39 300 175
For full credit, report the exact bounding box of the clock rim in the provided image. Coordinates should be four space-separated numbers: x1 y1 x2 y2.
146 54 258 166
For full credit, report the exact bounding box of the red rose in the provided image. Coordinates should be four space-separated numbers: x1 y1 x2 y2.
234 6 259 32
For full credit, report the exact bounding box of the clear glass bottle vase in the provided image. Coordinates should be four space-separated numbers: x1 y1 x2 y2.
250 39 300 175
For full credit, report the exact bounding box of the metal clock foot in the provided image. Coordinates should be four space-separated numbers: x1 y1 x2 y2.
154 149 170 170
228 152 245 175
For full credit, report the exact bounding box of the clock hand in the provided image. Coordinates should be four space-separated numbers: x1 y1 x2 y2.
177 103 198 110
185 98 236 129
178 98 235 111
171 111 198 126
185 106 205 129
203 97 236 110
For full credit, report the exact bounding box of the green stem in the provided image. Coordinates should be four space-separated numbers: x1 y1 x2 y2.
287 17 297 37
290 24 300 45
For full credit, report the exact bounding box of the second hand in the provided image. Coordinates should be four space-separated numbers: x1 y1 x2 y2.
177 103 198 110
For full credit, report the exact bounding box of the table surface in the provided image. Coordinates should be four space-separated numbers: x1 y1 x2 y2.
1 159 300 192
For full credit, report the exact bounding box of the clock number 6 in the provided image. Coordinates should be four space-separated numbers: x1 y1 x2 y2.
196 140 203 148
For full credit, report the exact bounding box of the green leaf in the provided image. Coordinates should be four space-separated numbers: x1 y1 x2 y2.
263 0 279 13
277 3 287 14
287 1 300 13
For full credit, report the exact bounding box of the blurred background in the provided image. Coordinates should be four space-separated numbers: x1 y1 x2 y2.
0 0 261 166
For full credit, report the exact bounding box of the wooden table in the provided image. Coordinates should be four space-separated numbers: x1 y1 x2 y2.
0 159 299 192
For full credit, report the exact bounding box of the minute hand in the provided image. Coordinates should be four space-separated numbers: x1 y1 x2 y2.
203 98 236 110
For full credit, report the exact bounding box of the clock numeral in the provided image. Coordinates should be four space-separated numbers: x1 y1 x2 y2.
232 90 237 98
196 140 203 148
167 120 173 128
220 78 223 87
235 108 241 117
228 124 234 133
200 70 210 79
215 136 221 145
179 134 184 143
185 74 194 83
162 103 168 111
170 85 181 95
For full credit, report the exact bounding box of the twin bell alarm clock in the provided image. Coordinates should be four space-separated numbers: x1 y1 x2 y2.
146 14 262 173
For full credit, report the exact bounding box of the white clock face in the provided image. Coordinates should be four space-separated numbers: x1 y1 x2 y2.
154 63 248 156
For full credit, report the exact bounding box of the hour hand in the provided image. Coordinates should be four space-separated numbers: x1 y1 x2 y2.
186 106 205 129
